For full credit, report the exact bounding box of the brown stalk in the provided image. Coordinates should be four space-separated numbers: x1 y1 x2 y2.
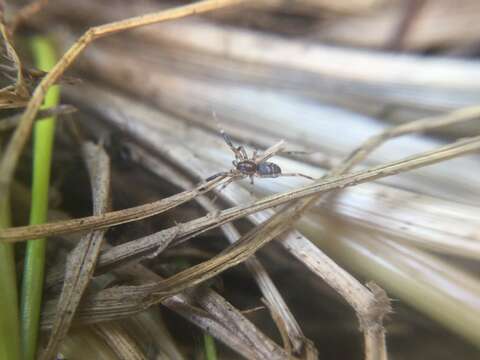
0 105 76 132
263 297 293 358
0 176 224 242
188 288 292 359
91 323 146 360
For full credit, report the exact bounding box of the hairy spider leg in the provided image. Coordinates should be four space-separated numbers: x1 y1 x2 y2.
249 149 258 185
210 173 244 204
276 172 314 180
237 145 248 159
205 171 231 182
254 140 286 164
221 129 246 161
278 150 314 156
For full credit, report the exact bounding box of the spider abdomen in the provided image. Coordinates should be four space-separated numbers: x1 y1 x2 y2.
256 162 282 178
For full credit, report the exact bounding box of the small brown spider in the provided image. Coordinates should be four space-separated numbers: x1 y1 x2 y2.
206 130 314 189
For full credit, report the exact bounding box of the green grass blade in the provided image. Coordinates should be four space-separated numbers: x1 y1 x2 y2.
0 194 21 360
20 36 60 360
203 329 218 360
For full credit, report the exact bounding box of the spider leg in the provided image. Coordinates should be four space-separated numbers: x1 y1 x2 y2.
277 150 314 156
211 174 243 204
254 140 286 164
278 172 314 180
205 171 231 182
250 175 254 185
221 129 244 160
252 149 258 162
237 145 248 160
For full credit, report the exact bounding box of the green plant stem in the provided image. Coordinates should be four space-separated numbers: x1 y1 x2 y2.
0 192 21 360
203 333 218 360
20 36 59 360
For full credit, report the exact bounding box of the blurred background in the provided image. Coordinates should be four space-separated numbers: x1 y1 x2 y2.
5 0 480 359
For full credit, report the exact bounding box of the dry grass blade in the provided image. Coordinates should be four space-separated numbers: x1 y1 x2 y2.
263 297 292 358
40 142 110 360
2 135 480 243
363 283 390 360
0 105 76 132
91 323 146 360
340 105 480 174
0 20 30 109
128 312 183 360
38 132 480 328
0 0 246 213
77 237 288 358
39 191 364 328
62 215 291 324
43 217 295 357
130 145 312 355
47 242 290 358
162 283 291 359
46 229 185 291
90 227 179 276
0 176 224 242
191 288 292 360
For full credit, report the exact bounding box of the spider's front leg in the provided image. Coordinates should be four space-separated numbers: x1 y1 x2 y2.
221 130 246 160
237 145 248 160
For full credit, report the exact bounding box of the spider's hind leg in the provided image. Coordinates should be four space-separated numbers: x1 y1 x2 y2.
205 171 231 182
210 175 241 204
279 172 314 180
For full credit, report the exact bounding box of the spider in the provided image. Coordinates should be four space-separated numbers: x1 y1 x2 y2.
206 130 314 190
